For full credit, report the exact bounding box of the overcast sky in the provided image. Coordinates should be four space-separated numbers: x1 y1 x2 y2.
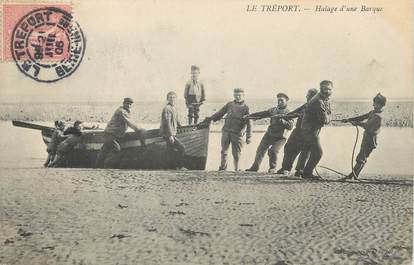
1 0 412 102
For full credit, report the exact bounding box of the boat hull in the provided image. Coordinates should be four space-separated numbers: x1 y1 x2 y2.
41 124 210 170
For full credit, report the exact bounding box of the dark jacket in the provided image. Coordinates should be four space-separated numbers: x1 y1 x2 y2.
105 106 131 138
289 103 307 128
47 129 64 153
347 110 383 148
347 110 382 135
58 128 83 153
301 93 331 132
249 106 294 138
160 104 181 137
210 101 252 138
64 126 82 136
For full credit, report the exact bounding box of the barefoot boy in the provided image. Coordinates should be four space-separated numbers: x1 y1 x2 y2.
203 88 251 171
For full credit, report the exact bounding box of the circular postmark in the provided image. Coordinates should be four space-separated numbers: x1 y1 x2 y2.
11 7 85 82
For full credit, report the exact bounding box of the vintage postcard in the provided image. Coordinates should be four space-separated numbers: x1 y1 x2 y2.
0 0 412 264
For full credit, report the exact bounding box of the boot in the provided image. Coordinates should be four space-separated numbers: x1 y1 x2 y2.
194 117 199 124
351 162 365 179
294 170 303 177
302 171 322 180
340 162 365 181
268 168 278 174
188 117 193 125
245 163 259 172
276 168 290 175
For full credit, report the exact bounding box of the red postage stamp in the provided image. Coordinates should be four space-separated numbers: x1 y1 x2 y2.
2 2 86 82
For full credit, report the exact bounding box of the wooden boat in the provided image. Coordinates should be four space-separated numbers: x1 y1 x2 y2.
12 120 210 170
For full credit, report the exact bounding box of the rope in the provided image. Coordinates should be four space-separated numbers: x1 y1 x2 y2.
351 125 359 178
317 165 347 177
206 117 361 180
317 124 360 179
315 167 322 179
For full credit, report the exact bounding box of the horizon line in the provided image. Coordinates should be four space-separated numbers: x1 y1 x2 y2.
0 97 413 104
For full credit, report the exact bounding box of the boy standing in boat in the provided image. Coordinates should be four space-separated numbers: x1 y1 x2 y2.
245 93 294 173
202 88 252 171
95 98 146 168
160 91 187 170
341 93 386 180
184 65 206 125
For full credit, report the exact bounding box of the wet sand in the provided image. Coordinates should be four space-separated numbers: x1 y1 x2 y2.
0 169 412 265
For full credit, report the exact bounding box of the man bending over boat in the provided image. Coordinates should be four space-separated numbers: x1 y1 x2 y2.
160 91 187 170
49 120 84 167
95 97 146 168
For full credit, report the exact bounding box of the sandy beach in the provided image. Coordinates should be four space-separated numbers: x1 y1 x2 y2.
0 168 412 265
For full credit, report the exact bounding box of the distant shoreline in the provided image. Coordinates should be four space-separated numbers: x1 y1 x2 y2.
0 101 412 127
0 98 413 104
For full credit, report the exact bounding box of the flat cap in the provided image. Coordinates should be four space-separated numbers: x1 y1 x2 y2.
307 88 318 97
277 93 289 101
123 97 134 104
320 80 333 87
234 88 244 93
191 65 200 71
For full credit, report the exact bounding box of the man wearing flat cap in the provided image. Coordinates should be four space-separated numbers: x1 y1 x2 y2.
300 80 333 179
202 88 251 171
95 97 146 168
276 88 319 177
340 93 387 180
246 92 294 173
